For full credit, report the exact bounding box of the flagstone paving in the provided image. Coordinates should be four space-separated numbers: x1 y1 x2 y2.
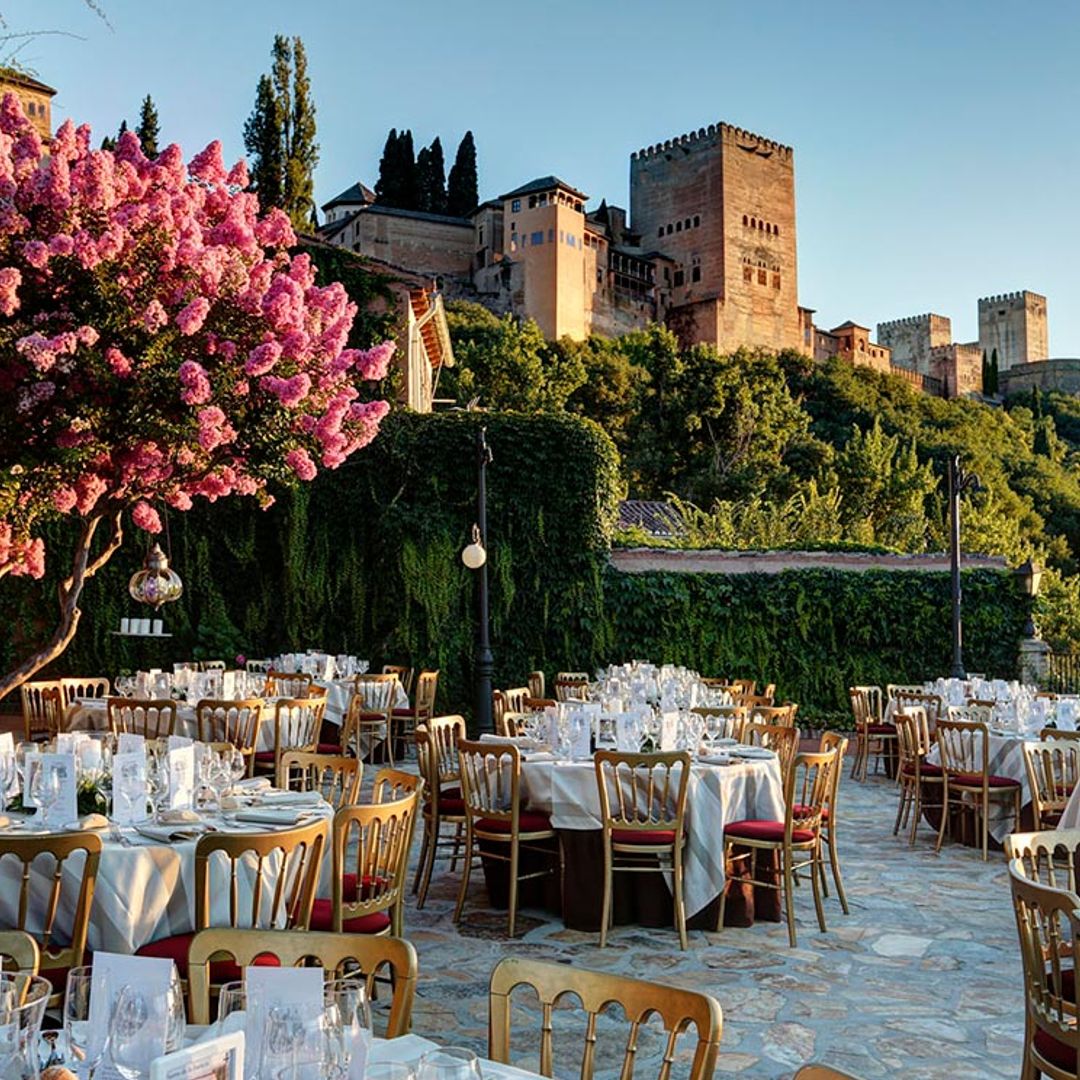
392 768 1023 1079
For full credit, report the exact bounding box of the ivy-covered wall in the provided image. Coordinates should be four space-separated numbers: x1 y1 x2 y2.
2 411 1027 719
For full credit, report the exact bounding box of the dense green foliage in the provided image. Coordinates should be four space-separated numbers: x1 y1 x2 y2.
375 129 476 216
136 94 160 157
446 131 478 217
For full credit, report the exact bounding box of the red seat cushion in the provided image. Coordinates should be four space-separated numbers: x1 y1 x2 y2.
1034 1027 1078 1071
611 828 677 844
390 709 415 718
253 750 276 763
434 797 466 814
136 933 280 980
308 899 392 934
792 805 830 822
867 724 896 735
317 742 342 755
725 819 816 844
901 761 944 777
949 772 1021 789
476 811 553 834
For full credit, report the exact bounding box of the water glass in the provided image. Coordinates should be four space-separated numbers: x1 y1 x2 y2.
216 980 246 1036
64 965 106 1077
0 751 15 814
325 977 371 1071
417 1047 483 1080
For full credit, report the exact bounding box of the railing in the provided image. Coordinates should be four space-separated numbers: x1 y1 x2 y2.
1046 653 1080 694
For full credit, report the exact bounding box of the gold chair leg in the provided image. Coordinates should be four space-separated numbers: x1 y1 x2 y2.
448 822 463 873
413 819 431 896
507 838 520 938
716 841 731 932
810 845 827 933
981 791 989 862
673 847 688 951
599 842 613 949
452 825 474 924
935 782 950 853
908 781 922 848
782 848 798 948
828 831 849 915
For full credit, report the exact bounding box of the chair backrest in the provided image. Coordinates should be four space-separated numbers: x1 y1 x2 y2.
527 670 545 699
458 739 523 827
265 670 314 698
331 792 420 933
894 708 934 772
187 928 418 1035
20 680 62 741
692 706 748 742
935 718 989 778
1022 740 1080 828
729 678 756 695
277 751 363 808
594 751 691 840
1008 858 1080 1069
200 660 226 671
788 750 837 838
488 956 722 1080
272 696 326 762
381 665 415 698
1006 829 1080 892
372 767 425 803
107 697 176 739
59 677 110 706
413 670 439 719
0 834 101 981
494 687 529 734
743 721 799 782
194 818 328 931
416 716 466 815
1042 728 1080 742
245 659 272 673
896 691 942 726
554 673 590 702
851 685 883 723
817 734 848 820
352 674 399 715
524 696 556 711
886 683 924 702
946 703 992 726
748 704 796 728
0 930 39 976
194 698 263 756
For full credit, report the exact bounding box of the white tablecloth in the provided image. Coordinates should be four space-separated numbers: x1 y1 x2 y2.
0 804 334 954
314 679 409 726
518 755 784 918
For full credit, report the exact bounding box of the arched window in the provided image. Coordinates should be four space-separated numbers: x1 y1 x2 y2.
666 224 673 235
750 218 756 228
758 220 764 231
658 227 663 238
742 215 748 226
774 225 780 237
693 215 700 227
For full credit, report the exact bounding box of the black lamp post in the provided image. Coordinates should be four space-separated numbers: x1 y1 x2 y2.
1014 557 1043 638
947 453 981 679
462 427 494 732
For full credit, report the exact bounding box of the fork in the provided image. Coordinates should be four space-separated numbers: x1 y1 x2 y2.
109 823 133 848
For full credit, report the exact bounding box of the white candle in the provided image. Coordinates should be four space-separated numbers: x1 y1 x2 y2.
120 618 130 634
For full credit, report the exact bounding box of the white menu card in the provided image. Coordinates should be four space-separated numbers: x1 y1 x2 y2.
111 752 148 824
33 752 78 827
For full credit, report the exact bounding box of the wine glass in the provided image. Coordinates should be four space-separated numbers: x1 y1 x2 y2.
417 1047 483 1080
260 1004 308 1076
210 752 233 814
0 751 15 815
227 747 247 790
108 985 156 1079
324 978 371 1072
216 981 246 1037
31 765 61 827
64 966 106 1079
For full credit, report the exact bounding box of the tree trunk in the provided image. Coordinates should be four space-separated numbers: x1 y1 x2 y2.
0 510 124 703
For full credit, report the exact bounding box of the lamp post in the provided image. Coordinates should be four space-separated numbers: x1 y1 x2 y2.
1014 557 1043 638
462 427 494 732
947 453 981 679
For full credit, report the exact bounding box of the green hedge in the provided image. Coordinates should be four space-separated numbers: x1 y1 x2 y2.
602 567 1026 714
2 411 1027 718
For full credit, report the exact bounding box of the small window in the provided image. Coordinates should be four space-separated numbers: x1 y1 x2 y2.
758 269 767 285
548 228 555 243
774 225 780 237
691 266 701 283
743 266 753 282
666 224 673 235
751 218 756 228
528 196 537 209
684 219 691 230
676 221 682 232
742 215 748 226
758 220 764 231
531 231 543 245
658 227 664 238
539 194 548 206
693 215 700 227
772 273 781 289
511 199 521 212
673 269 685 287
597 269 603 283
567 235 576 248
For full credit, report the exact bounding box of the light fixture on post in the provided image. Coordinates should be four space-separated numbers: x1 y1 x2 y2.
947 453 981 680
461 524 487 570
1014 557 1043 638
463 426 495 733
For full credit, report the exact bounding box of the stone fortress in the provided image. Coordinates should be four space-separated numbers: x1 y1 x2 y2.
319 118 1059 399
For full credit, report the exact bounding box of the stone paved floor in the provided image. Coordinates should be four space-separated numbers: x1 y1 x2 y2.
395 767 1024 1079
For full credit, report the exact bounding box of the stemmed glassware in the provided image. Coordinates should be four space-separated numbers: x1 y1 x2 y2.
325 977 371 1074
416 1047 483 1080
108 971 185 1079
64 966 106 1079
0 751 15 816
30 765 61 826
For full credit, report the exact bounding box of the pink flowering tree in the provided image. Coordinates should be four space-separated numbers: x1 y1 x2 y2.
0 95 394 699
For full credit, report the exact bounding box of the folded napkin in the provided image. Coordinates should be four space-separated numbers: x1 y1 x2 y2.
134 822 208 842
232 777 272 793
62 813 109 831
258 790 323 808
158 808 202 825
697 754 733 766
234 808 311 826
479 734 541 750
729 746 776 760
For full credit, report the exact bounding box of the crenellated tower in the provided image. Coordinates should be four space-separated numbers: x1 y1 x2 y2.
977 291 1048 371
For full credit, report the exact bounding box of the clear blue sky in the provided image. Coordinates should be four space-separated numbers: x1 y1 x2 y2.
7 0 1080 351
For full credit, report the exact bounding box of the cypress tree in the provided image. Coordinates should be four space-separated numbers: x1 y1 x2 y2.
398 129 419 210
136 94 160 157
243 73 285 211
375 129 401 206
447 130 478 217
285 36 319 230
989 347 1000 396
981 349 989 394
416 136 447 214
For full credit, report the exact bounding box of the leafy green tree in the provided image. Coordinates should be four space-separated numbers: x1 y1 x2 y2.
564 336 644 454
416 137 447 214
446 130 478 217
136 94 159 156
243 74 285 212
284 37 319 230
375 128 418 210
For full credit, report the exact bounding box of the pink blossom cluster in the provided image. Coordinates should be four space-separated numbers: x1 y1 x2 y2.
0 94 391 578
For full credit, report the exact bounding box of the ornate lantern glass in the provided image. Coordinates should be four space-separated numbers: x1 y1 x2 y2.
128 543 183 610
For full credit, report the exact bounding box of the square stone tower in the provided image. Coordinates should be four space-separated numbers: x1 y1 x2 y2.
630 123 801 354
978 291 1048 371
877 313 953 375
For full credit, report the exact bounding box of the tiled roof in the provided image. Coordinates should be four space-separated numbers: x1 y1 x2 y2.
321 181 376 210
618 500 684 538
499 175 588 202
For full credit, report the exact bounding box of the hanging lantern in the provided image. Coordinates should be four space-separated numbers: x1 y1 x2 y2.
128 543 184 610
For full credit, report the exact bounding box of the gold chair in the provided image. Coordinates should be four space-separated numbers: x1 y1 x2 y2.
20 680 62 742
391 669 438 754
692 705 747 742
1008 858 1080 1079
853 684 884 723
935 718 1022 860
455 739 558 937
265 670 315 698
107 697 176 739
849 686 896 781
187 928 418 1036
594 750 691 950
1043 728 1080 742
381 664 415 699
1023 739 1080 830
136 819 328 993
310 791 420 939
0 930 39 975
946 703 993 725
527 670 545 699
554 673 589 702
748 704 797 728
200 660 226 671
817 732 850 914
0 833 100 1005
195 698 263 776
493 687 529 736
742 721 799 784
58 677 110 706
886 683 924 704
414 716 468 909
719 748 838 947
277 751 363 808
1006 828 1080 892
345 674 399 764
893 707 944 846
253 695 326 775
488 956 722 1080
373 767 425 803
896 691 942 727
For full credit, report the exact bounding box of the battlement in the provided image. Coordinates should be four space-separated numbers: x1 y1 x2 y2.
631 122 793 163
978 290 1046 307
877 313 948 331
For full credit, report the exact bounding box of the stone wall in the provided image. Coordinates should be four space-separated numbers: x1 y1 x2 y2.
1000 357 1080 396
877 313 952 375
978 290 1048 371
610 548 1008 574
